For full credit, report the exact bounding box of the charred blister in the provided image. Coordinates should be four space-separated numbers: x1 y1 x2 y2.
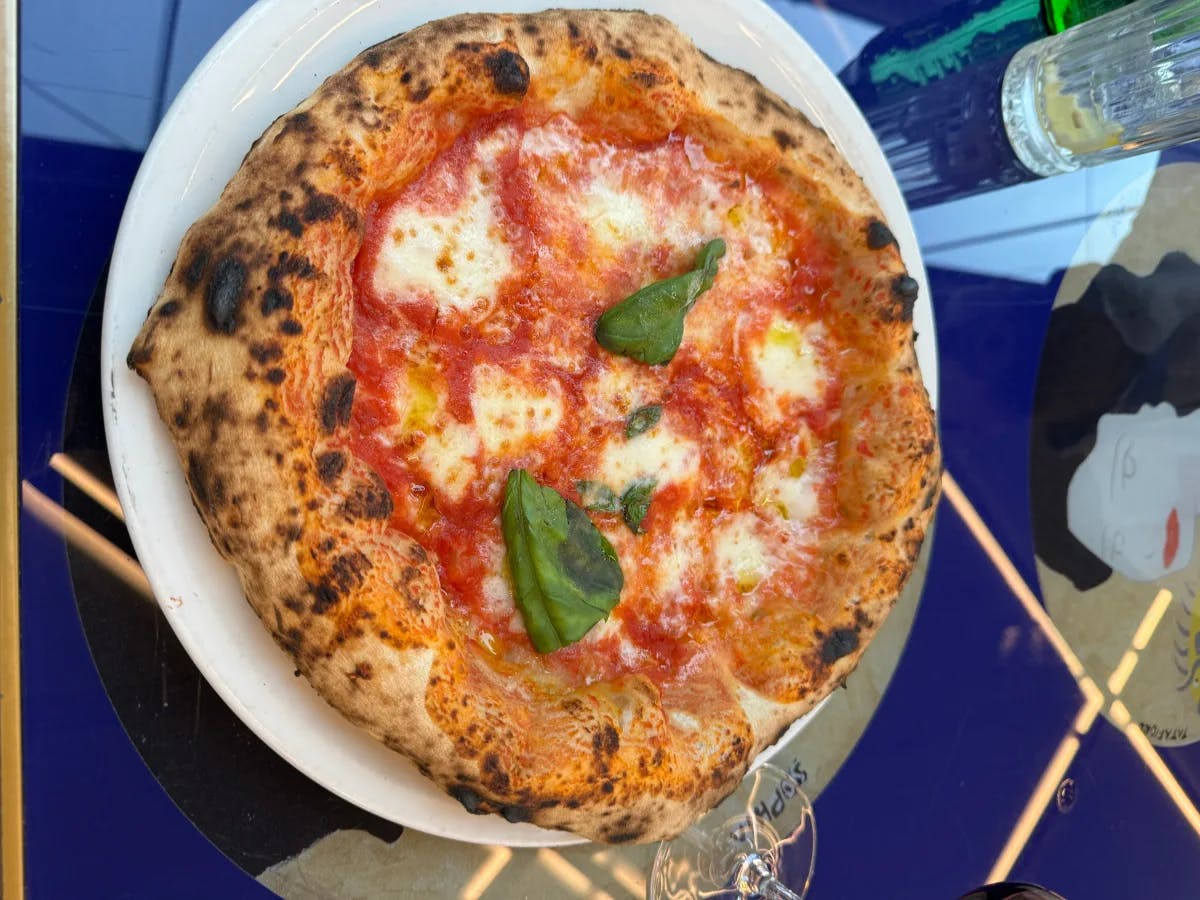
184 247 210 289
315 450 347 483
501 805 531 824
342 473 393 520
310 580 340 614
157 298 182 318
592 724 620 757
260 288 293 319
866 220 896 250
302 191 339 224
820 627 860 664
320 373 357 433
205 256 248 334
450 785 485 814
484 48 530 95
269 209 305 238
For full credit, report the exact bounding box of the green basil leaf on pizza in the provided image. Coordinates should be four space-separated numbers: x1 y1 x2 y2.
595 238 726 364
502 469 624 653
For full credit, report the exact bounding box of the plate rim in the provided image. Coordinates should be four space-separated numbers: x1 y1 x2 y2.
100 0 937 848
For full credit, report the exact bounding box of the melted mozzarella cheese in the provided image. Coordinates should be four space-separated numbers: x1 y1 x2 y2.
753 456 820 524
372 175 511 319
654 516 701 598
714 513 773 594
582 180 653 250
470 364 564 454
753 318 825 403
594 425 700 494
416 420 479 501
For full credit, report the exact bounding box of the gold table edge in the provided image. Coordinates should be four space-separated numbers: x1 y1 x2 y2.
1 0 23 896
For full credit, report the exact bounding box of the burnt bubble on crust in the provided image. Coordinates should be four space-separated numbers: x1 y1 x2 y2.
501 804 531 824
315 450 347 483
484 48 530 95
866 220 896 249
320 373 357 433
892 275 919 319
259 290 291 319
821 628 860 664
450 785 485 814
205 256 247 334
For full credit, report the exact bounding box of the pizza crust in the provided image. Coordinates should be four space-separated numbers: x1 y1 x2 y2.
128 10 939 843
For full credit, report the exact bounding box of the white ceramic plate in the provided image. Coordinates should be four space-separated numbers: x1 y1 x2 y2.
101 0 938 848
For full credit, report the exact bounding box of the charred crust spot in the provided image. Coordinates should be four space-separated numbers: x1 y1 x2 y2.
600 780 615 794
157 299 181 318
771 128 795 150
450 785 484 814
264 367 286 385
126 343 153 369
349 661 374 681
867 220 896 249
172 401 192 430
311 580 340 615
821 628 860 664
331 550 372 593
201 394 232 440
606 829 644 844
260 288 292 319
613 45 632 60
922 439 936 456
482 753 510 793
891 275 919 320
278 522 303 545
315 450 346 483
631 70 659 88
268 252 315 283
484 49 529 95
399 70 412 84
363 49 384 69
254 410 269 433
521 22 539 35
186 452 209 508
279 318 304 336
592 724 620 757
270 209 304 238
205 256 247 334
283 596 305 613
301 191 339 223
319 369 355 434
501 805 530 824
184 247 210 288
409 82 432 103
343 473 393 520
408 543 428 564
249 341 283 364
281 111 315 137
567 20 581 39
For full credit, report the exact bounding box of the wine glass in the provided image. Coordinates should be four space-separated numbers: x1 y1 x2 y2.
649 763 816 899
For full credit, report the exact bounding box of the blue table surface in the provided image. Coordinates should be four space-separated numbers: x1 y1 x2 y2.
17 1 1200 897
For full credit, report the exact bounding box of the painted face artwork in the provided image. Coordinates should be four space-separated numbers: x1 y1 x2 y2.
1067 404 1200 582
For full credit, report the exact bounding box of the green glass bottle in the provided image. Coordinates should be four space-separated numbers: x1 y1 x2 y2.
837 0 1134 207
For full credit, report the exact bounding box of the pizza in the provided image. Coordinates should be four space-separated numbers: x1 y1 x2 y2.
126 9 939 843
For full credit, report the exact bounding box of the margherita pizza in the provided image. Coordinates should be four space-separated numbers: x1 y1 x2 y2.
127 9 939 843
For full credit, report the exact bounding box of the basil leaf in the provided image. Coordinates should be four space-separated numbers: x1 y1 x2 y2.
595 238 726 365
625 404 662 439
620 476 657 534
502 469 624 653
576 479 621 514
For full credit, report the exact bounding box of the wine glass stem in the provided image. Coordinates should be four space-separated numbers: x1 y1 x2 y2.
739 855 805 900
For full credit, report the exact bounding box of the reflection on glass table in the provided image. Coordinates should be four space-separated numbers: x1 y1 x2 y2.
650 764 816 900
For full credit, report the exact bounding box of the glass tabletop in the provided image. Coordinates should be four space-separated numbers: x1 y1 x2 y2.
10 0 1200 897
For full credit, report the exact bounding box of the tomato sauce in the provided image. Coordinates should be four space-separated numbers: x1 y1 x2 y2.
344 109 849 686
